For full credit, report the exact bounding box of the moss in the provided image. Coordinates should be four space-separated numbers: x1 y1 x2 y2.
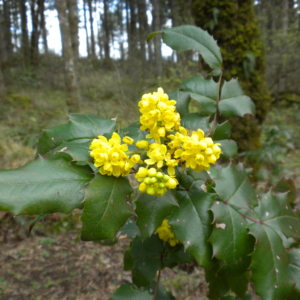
192 0 273 151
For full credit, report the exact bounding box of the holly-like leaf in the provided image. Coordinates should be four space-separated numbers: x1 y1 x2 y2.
287 249 300 293
249 223 294 300
217 139 238 158
148 281 176 300
118 218 139 239
38 114 116 155
108 284 152 300
136 191 178 239
43 139 92 164
212 121 231 140
210 201 254 275
274 178 297 205
169 185 215 268
181 113 210 133
131 235 164 287
219 80 255 117
255 192 300 239
148 25 223 71
0 158 92 215
181 76 218 115
163 244 193 269
214 164 258 209
168 89 191 119
81 174 134 241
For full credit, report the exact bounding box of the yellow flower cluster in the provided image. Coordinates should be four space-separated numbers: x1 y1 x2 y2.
138 87 181 142
156 219 180 247
90 133 141 177
136 167 178 196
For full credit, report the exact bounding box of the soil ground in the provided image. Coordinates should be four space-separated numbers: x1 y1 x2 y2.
0 214 209 300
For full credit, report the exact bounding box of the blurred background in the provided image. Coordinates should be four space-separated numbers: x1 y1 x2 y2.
0 0 300 299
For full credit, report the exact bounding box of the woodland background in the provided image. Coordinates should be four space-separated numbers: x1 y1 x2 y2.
0 0 300 299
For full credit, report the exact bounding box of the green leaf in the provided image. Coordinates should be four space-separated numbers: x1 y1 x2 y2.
148 281 176 300
227 272 250 298
43 139 92 164
217 139 238 158
0 158 92 215
163 244 193 269
181 113 210 133
168 90 191 119
274 178 297 205
38 114 116 155
214 164 258 209
181 76 218 115
136 191 178 239
219 80 255 117
212 121 231 140
255 192 300 239
108 284 152 300
287 249 300 293
169 186 215 268
210 202 254 275
124 246 134 271
249 223 294 300
118 218 139 239
29 214 49 234
131 235 164 287
149 25 223 71
81 174 134 241
120 122 147 144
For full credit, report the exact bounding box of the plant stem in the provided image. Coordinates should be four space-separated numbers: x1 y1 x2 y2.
153 246 166 300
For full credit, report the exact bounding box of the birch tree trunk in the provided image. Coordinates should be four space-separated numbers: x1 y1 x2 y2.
55 0 81 112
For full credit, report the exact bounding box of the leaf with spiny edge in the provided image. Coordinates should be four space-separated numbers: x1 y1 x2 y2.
81 174 134 241
181 113 210 133
0 158 92 215
254 191 300 239
209 201 254 275
136 191 178 239
38 114 116 155
219 79 255 118
168 89 191 119
287 248 300 294
148 25 223 72
131 235 164 288
214 164 258 209
180 76 218 115
168 184 215 268
249 222 294 300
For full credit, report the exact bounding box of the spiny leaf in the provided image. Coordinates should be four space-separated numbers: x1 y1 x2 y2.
169 184 215 268
131 235 164 287
219 79 255 117
38 114 116 155
212 121 231 140
81 174 134 241
287 249 300 293
180 76 218 115
255 191 300 239
43 139 92 164
210 201 254 275
168 89 191 119
249 223 294 300
181 113 210 133
159 25 223 71
216 139 238 158
214 164 258 209
0 158 92 215
136 191 178 239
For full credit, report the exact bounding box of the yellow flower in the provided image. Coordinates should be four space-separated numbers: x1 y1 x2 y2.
89 132 137 177
156 219 180 246
122 136 134 145
145 143 167 168
136 140 149 149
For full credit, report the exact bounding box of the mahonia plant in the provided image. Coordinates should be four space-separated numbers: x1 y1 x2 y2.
0 25 300 300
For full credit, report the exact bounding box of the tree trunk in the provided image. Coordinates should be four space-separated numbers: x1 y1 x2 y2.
103 0 110 59
19 0 30 62
2 0 13 63
0 10 6 103
83 0 90 57
192 0 272 152
39 0 48 54
137 0 148 60
30 0 40 65
127 0 137 60
67 0 79 58
151 0 162 76
87 0 96 58
55 0 81 112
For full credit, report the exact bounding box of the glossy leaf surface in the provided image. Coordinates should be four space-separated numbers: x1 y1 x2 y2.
81 174 134 241
108 284 152 300
0 158 92 215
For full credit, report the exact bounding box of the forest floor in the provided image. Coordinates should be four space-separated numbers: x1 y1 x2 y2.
0 214 209 300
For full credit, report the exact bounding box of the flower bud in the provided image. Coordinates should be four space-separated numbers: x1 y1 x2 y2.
156 172 163 179
147 168 157 177
144 177 151 185
122 136 134 145
139 182 147 193
150 177 158 183
147 186 155 195
135 140 149 149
